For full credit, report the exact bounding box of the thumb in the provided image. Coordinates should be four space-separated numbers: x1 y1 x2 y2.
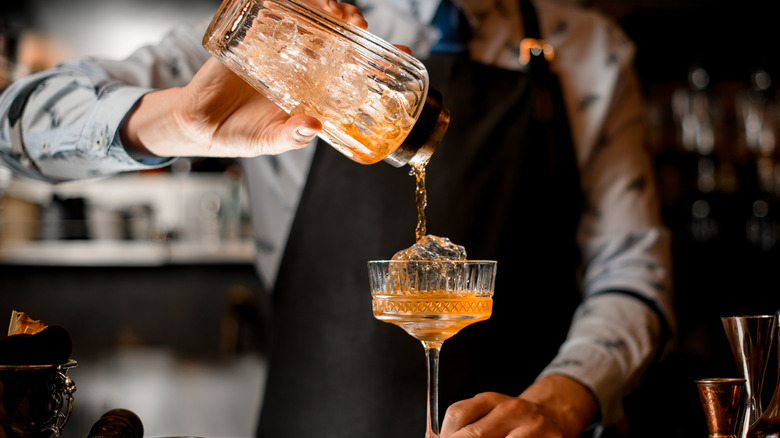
276 114 322 150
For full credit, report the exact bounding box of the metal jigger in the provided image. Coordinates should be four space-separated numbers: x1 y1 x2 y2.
722 315 777 438
696 378 746 438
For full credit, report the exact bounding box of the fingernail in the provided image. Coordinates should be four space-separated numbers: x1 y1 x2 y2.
295 127 318 141
328 0 339 11
297 127 317 136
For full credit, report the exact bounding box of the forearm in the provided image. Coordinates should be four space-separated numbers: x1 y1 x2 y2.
0 20 212 181
554 61 674 424
0 66 168 182
539 292 667 426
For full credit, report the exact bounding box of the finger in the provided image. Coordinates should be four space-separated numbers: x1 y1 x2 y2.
477 398 540 436
394 44 412 55
217 110 320 156
503 414 562 438
447 399 521 438
441 393 503 438
454 398 561 438
308 0 343 17
338 3 368 28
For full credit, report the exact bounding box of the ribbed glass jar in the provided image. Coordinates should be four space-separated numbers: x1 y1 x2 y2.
203 0 449 167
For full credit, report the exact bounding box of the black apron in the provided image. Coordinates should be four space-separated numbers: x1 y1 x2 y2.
257 1 584 436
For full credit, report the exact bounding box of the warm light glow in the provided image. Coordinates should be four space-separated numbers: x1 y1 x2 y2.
519 37 554 65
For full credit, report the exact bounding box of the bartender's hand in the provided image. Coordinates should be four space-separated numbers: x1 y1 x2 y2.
440 374 597 438
120 0 368 160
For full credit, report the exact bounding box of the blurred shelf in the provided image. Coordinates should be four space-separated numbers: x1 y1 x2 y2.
0 239 255 266
1 168 255 266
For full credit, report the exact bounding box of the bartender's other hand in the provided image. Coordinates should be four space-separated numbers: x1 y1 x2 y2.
440 374 597 438
311 0 369 29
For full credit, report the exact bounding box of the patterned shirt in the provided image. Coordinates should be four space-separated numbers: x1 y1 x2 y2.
0 0 674 428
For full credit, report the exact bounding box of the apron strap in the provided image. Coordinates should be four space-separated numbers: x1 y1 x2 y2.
519 0 561 125
517 0 583 272
519 0 556 85
520 0 542 39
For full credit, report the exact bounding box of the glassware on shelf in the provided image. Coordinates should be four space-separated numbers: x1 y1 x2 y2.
735 69 776 160
671 65 717 157
368 260 496 438
722 314 777 438
203 0 450 167
747 311 780 438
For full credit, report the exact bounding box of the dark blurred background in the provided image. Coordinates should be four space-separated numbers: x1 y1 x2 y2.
2 0 780 437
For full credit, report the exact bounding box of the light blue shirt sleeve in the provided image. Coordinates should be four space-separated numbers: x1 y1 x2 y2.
0 19 211 182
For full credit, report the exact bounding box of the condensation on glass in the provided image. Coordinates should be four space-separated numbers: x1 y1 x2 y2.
203 0 449 167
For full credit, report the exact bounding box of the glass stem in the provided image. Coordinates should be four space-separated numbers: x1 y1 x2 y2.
424 341 443 438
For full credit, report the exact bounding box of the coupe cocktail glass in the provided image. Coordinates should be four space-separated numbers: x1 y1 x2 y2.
368 260 497 438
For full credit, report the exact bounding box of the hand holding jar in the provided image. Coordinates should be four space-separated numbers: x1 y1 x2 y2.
201 0 448 167
118 0 369 161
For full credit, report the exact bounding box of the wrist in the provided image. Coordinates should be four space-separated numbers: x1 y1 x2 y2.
120 87 188 158
521 374 598 438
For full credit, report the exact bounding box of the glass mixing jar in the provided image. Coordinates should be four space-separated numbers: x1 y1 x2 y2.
203 0 450 167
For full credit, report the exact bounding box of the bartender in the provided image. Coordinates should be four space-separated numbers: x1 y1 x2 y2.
0 0 674 437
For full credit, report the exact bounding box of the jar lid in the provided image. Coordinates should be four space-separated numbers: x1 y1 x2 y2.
384 88 450 168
